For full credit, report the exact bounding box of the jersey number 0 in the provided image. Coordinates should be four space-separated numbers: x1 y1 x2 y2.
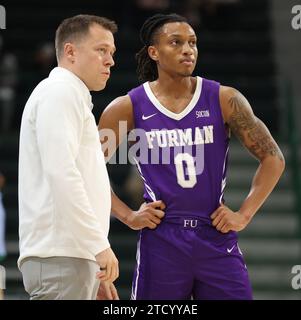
175 153 197 188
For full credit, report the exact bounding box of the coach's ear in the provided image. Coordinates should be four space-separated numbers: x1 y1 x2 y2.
148 46 159 62
64 42 76 64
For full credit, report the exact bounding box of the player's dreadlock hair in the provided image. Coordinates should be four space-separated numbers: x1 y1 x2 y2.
136 13 187 82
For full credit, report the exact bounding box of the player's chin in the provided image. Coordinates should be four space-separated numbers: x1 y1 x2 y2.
179 71 193 77
179 67 195 77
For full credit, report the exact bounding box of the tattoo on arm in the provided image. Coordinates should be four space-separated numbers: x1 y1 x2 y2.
228 95 284 161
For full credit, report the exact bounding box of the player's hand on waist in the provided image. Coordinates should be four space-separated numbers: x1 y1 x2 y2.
95 247 119 282
127 200 166 230
96 281 119 300
210 204 251 233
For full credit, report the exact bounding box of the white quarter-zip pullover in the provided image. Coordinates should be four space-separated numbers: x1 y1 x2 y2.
18 67 111 268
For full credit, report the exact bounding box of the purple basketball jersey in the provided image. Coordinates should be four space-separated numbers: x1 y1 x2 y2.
128 77 229 221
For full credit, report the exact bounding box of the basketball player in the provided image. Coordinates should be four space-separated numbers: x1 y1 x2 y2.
98 14 285 299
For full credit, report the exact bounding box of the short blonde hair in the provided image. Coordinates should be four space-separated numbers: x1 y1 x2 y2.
55 14 117 61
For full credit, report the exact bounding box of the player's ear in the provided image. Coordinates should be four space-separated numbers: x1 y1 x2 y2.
148 46 159 62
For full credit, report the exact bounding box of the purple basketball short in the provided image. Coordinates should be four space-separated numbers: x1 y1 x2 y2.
131 217 252 300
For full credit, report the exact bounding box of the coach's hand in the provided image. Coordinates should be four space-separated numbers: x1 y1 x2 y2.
210 205 251 233
126 200 166 230
96 281 119 300
95 247 119 282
